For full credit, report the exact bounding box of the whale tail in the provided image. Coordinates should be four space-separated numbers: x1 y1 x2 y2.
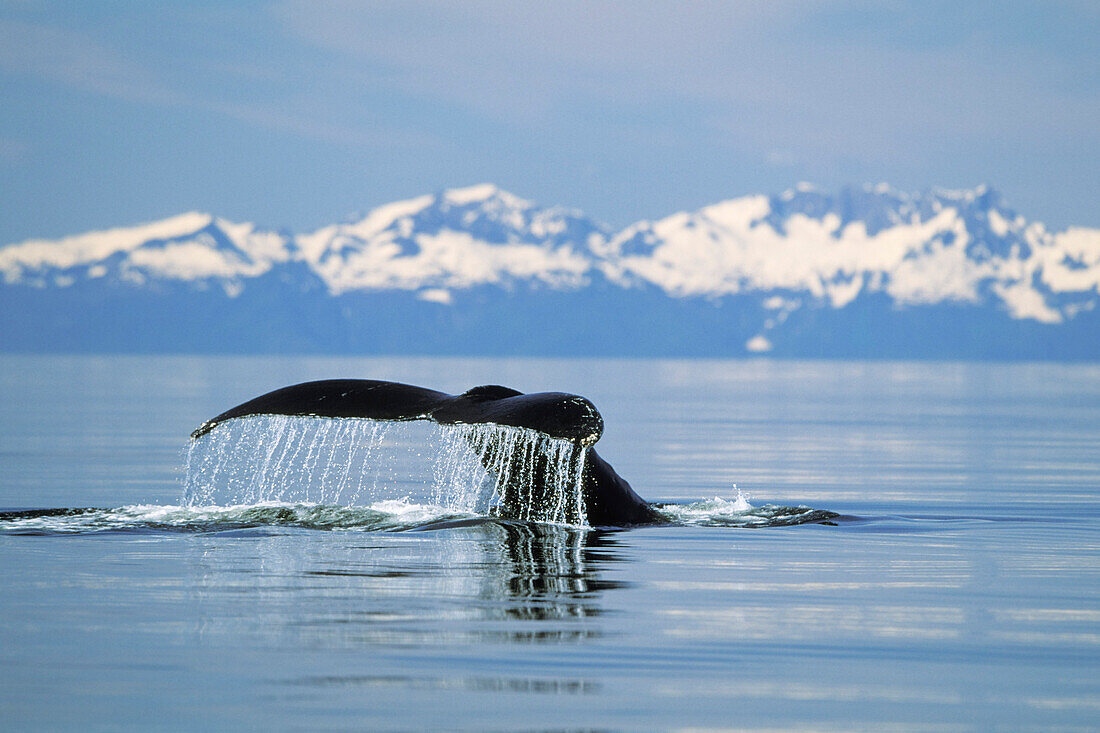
190 379 659 526
191 379 603 446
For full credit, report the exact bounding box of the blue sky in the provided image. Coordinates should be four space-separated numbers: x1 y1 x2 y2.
1 1 1096 243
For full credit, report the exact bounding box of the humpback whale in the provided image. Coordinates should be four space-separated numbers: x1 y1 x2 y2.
191 380 661 526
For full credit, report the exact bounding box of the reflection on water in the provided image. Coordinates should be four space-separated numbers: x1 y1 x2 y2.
185 522 624 649
285 673 602 695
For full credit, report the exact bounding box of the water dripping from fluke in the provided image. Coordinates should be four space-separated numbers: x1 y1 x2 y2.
184 379 658 527
184 416 591 528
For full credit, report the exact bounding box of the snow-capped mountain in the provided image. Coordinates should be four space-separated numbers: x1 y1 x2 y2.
0 211 293 296
295 184 605 300
598 183 1098 325
2 183 1097 358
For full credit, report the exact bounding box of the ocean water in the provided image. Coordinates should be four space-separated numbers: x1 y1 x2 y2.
1 355 1098 731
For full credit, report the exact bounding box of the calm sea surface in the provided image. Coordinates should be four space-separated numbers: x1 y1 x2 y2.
1 355 1098 731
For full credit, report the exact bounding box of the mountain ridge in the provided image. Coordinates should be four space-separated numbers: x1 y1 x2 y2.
2 183 1097 358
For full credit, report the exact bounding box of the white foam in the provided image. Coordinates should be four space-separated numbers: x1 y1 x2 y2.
0 500 479 535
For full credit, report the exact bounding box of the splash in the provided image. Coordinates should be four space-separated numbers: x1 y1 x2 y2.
731 484 753 512
652 495 838 527
183 415 588 526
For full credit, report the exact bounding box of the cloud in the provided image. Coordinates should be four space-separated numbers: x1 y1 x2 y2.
206 98 441 149
6 4 1094 166
269 0 1099 166
0 17 437 150
0 2 1095 230
270 1 817 117
0 19 182 105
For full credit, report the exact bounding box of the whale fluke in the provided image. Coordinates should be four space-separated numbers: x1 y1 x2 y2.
191 379 604 446
190 379 659 526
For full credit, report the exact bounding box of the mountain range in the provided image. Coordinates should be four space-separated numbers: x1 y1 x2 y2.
2 183 1097 359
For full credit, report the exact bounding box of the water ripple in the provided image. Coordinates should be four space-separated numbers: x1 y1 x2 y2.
0 497 839 535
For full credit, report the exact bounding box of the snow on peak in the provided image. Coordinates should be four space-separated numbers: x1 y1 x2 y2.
296 185 601 295
295 194 435 264
1 183 1096 325
1 211 212 270
597 184 1097 323
443 183 512 206
0 211 294 288
1 211 208 281
746 334 773 353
